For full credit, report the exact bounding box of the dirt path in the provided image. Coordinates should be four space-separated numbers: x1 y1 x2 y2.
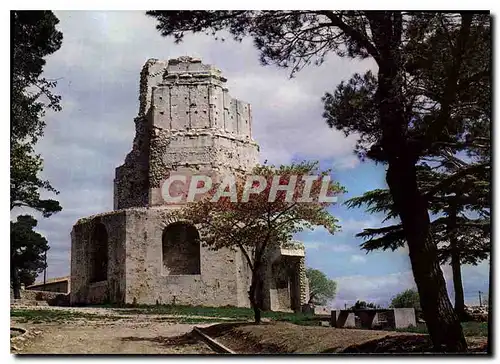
13 320 216 354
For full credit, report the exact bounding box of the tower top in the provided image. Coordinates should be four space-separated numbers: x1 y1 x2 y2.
138 57 228 116
114 57 260 210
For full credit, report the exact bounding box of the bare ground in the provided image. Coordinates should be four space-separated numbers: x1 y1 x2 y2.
11 317 217 354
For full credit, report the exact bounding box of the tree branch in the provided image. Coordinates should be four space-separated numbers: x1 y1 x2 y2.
318 11 380 63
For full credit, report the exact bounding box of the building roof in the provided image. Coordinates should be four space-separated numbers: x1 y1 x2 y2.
26 276 69 288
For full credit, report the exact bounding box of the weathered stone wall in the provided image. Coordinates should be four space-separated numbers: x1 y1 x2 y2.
123 207 251 306
14 290 62 301
113 123 150 209
70 211 127 305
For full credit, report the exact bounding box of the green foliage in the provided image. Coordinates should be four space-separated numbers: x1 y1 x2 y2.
396 321 488 338
147 11 375 76
305 268 337 305
111 304 312 321
10 309 116 323
350 300 382 310
12 305 317 326
10 215 49 296
177 161 345 322
347 166 490 266
179 161 344 253
390 289 421 310
11 11 63 217
18 269 38 287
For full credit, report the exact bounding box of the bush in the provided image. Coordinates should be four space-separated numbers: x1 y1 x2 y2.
390 289 421 310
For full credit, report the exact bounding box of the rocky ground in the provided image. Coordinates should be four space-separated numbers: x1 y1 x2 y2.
11 307 221 354
12 320 215 354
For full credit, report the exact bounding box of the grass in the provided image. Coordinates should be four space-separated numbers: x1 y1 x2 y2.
154 316 231 324
396 321 488 337
107 303 316 323
10 304 317 326
10 309 120 324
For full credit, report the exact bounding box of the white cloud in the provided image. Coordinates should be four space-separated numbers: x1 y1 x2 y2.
337 217 381 236
333 270 417 308
330 260 491 309
350 254 367 264
330 244 354 253
303 241 324 250
303 240 353 253
331 154 361 170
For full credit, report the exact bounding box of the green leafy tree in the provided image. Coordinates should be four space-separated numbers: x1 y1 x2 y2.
177 162 345 323
11 215 49 299
350 300 381 310
18 269 39 288
390 289 421 310
147 11 490 351
11 11 63 217
305 268 337 305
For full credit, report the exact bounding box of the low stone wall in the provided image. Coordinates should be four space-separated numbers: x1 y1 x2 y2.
11 299 49 307
18 290 61 301
331 308 416 329
11 290 70 307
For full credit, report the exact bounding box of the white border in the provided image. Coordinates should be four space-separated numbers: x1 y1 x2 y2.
2 3 498 363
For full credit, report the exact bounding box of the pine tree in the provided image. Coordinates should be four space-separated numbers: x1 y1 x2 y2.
11 215 49 298
11 11 64 298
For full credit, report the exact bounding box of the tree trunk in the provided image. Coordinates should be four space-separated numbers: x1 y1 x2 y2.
249 265 263 324
448 202 466 320
370 12 467 351
11 263 21 299
386 161 466 352
451 247 466 319
253 305 262 324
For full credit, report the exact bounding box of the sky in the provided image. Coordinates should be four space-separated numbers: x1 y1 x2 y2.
17 10 490 308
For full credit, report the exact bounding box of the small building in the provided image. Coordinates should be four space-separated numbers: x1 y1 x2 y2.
26 276 70 294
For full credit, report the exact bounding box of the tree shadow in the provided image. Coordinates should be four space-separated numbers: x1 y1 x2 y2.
197 322 284 354
198 321 261 338
121 332 200 346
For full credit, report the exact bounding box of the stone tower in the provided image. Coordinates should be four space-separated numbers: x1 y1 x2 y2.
114 56 259 210
70 57 308 310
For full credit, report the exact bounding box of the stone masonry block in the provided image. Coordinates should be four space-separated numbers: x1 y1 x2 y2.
393 308 417 329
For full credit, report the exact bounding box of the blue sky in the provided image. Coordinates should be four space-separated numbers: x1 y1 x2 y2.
14 10 489 308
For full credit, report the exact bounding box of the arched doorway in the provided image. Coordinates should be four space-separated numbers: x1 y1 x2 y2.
162 222 201 275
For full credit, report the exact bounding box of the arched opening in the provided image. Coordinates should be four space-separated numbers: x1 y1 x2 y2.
90 222 108 283
162 222 201 275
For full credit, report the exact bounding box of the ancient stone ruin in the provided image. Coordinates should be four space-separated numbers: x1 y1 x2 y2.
70 57 309 311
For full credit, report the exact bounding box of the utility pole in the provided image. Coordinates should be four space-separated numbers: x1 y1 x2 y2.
43 251 47 286
479 291 482 307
